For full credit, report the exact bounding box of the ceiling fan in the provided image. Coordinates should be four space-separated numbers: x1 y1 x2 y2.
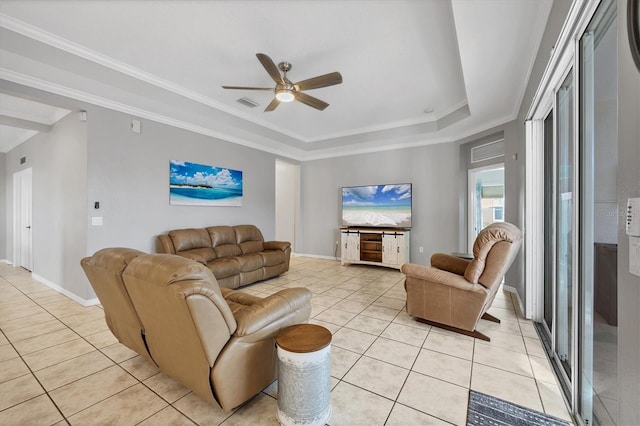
222 53 343 112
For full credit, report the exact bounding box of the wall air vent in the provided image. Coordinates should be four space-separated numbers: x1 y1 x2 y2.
471 139 505 163
237 97 259 108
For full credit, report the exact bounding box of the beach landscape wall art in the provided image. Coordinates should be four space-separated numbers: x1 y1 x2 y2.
170 160 243 206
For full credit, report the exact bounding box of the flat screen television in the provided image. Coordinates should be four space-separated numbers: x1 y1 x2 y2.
341 183 412 228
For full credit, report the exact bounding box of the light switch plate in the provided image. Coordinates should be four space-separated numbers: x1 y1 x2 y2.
91 216 103 226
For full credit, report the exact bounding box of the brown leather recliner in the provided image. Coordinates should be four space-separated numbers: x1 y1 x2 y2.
401 222 522 341
81 249 312 411
80 248 156 365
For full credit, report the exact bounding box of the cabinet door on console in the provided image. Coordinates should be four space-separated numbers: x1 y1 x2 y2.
382 233 403 265
342 233 360 262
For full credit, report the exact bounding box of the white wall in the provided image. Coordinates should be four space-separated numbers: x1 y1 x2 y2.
299 142 460 265
4 112 89 298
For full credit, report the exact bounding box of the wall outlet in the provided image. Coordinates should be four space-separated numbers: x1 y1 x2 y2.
419 246 424 253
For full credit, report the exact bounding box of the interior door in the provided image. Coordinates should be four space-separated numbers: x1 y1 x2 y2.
14 168 33 271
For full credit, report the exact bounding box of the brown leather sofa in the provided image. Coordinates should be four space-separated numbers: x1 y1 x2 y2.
81 248 312 411
401 222 522 341
157 225 290 289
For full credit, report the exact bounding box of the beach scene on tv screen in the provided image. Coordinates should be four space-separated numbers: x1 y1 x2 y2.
342 184 412 228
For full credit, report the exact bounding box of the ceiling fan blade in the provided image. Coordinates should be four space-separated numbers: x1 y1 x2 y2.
256 53 284 85
295 92 329 111
222 86 273 90
294 72 343 91
264 98 280 112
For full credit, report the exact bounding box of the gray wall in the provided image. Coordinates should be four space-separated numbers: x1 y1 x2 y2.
3 102 281 302
506 0 573 303
0 152 6 261
300 142 460 265
85 106 279 259
457 122 523 292
4 112 89 298
616 0 640 423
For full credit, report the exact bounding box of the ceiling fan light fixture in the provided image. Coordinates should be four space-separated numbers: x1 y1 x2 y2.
275 89 295 102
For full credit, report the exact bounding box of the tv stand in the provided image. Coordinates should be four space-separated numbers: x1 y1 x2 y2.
340 228 410 270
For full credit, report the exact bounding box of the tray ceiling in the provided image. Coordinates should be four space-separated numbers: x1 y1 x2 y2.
0 0 553 159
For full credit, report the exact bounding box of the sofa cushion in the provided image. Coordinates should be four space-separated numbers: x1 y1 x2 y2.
235 253 264 272
235 225 265 254
169 228 212 252
207 257 241 279
207 226 243 258
214 244 242 258
177 248 216 264
259 250 286 267
207 226 237 246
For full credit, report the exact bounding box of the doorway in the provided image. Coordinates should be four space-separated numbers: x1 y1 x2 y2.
467 164 505 251
13 168 33 271
275 160 300 253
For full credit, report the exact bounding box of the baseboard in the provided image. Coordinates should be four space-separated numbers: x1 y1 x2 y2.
31 273 100 307
502 284 527 318
0 259 11 264
292 253 340 261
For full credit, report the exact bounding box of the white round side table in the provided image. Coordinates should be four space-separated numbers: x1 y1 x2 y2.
275 324 332 426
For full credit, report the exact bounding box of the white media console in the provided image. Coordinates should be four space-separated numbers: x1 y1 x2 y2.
340 228 410 270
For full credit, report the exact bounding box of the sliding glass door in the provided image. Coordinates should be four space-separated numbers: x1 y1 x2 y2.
555 68 575 384
536 1 618 424
579 2 618 424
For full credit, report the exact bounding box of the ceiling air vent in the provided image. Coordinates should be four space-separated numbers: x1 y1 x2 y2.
471 139 505 163
236 97 259 108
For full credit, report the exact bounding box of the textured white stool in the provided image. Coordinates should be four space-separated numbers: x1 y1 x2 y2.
276 324 332 426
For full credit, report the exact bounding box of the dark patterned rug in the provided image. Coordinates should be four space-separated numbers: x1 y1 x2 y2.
467 390 570 426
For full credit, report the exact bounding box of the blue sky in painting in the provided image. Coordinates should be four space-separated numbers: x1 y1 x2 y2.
170 160 242 189
342 184 411 206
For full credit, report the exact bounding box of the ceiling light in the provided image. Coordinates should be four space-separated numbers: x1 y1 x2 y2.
275 89 295 103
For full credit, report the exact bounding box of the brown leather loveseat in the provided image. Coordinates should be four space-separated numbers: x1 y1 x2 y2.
81 248 312 411
157 224 290 289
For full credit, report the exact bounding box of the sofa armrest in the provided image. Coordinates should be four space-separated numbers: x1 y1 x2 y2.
221 288 262 305
233 288 312 337
402 263 479 292
430 253 471 276
156 234 176 254
263 241 291 251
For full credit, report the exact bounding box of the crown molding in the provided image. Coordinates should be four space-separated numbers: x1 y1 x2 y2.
0 13 311 142
0 68 305 160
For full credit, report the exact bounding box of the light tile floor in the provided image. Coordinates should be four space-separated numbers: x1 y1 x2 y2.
0 257 573 425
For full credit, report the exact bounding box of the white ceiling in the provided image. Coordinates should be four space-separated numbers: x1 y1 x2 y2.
0 0 553 160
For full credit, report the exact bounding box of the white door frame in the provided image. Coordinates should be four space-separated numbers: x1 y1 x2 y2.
13 167 33 270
